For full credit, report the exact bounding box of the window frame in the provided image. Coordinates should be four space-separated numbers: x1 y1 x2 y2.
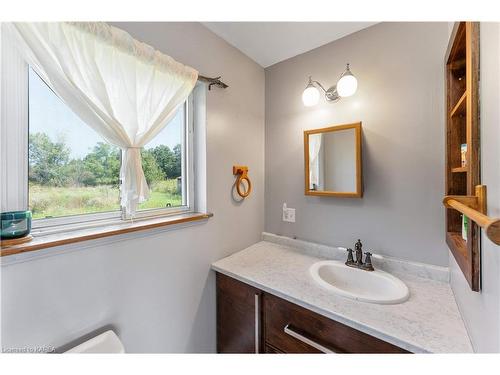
1 30 196 235
1 27 29 214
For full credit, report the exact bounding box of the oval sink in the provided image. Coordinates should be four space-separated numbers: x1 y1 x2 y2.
310 260 410 305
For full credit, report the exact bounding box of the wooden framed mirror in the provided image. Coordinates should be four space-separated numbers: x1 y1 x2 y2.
304 122 363 198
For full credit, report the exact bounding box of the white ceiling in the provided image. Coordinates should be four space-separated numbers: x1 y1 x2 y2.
203 22 377 68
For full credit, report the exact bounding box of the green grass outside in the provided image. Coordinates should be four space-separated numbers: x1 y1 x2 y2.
29 179 182 219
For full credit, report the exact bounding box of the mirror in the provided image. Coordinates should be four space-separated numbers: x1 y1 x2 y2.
304 122 363 197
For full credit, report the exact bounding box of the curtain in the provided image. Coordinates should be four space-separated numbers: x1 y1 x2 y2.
8 22 198 215
309 133 322 190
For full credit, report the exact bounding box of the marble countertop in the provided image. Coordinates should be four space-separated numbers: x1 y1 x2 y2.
211 234 472 353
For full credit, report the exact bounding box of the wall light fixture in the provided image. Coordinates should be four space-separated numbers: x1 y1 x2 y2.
302 63 358 107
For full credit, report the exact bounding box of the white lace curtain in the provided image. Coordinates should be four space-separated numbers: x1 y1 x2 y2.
8 22 198 215
309 133 323 190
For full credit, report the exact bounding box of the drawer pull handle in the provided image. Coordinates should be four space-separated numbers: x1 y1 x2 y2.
283 324 335 354
255 294 260 353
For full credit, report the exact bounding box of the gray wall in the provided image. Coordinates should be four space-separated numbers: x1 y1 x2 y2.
449 22 500 352
0 22 265 353
265 22 450 266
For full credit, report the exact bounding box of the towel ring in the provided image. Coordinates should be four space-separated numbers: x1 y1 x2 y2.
233 165 252 198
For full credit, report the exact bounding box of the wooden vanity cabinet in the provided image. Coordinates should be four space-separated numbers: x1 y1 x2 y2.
216 272 409 354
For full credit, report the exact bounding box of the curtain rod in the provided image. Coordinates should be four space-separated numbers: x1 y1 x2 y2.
198 75 229 90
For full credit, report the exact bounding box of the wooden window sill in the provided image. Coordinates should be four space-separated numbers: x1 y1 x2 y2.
0 212 213 257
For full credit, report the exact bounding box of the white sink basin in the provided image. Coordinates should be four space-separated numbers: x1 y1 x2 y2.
310 260 410 305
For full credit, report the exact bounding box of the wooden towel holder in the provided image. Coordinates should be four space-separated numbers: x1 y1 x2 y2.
233 165 252 198
443 185 500 245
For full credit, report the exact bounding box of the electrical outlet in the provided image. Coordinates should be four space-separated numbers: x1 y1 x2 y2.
282 203 296 223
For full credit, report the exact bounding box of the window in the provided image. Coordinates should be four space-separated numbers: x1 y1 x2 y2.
1 36 196 233
1 24 205 241
28 68 121 219
138 104 188 213
28 68 191 224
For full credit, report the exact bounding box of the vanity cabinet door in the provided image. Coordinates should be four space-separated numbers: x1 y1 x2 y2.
216 273 262 353
263 293 409 354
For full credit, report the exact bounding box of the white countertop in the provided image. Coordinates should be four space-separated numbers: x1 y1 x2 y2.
212 235 472 353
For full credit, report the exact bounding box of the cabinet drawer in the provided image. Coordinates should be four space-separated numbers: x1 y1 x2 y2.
264 293 409 354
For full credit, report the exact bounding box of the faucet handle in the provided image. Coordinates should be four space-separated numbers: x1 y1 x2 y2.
345 248 354 265
363 252 374 271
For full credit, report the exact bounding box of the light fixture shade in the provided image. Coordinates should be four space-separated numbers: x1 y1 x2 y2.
336 64 358 98
302 83 320 107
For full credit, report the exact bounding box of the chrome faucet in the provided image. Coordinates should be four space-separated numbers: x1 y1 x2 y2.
345 239 374 271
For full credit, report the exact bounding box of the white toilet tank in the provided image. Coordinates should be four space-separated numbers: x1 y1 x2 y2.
65 330 125 353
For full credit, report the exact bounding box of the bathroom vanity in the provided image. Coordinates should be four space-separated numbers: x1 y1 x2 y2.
216 272 408 353
212 233 473 354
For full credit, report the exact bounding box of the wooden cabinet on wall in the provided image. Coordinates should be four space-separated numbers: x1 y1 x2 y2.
444 22 481 291
216 273 409 354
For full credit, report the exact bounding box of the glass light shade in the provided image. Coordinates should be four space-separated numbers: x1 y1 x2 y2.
336 72 358 97
302 85 320 106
